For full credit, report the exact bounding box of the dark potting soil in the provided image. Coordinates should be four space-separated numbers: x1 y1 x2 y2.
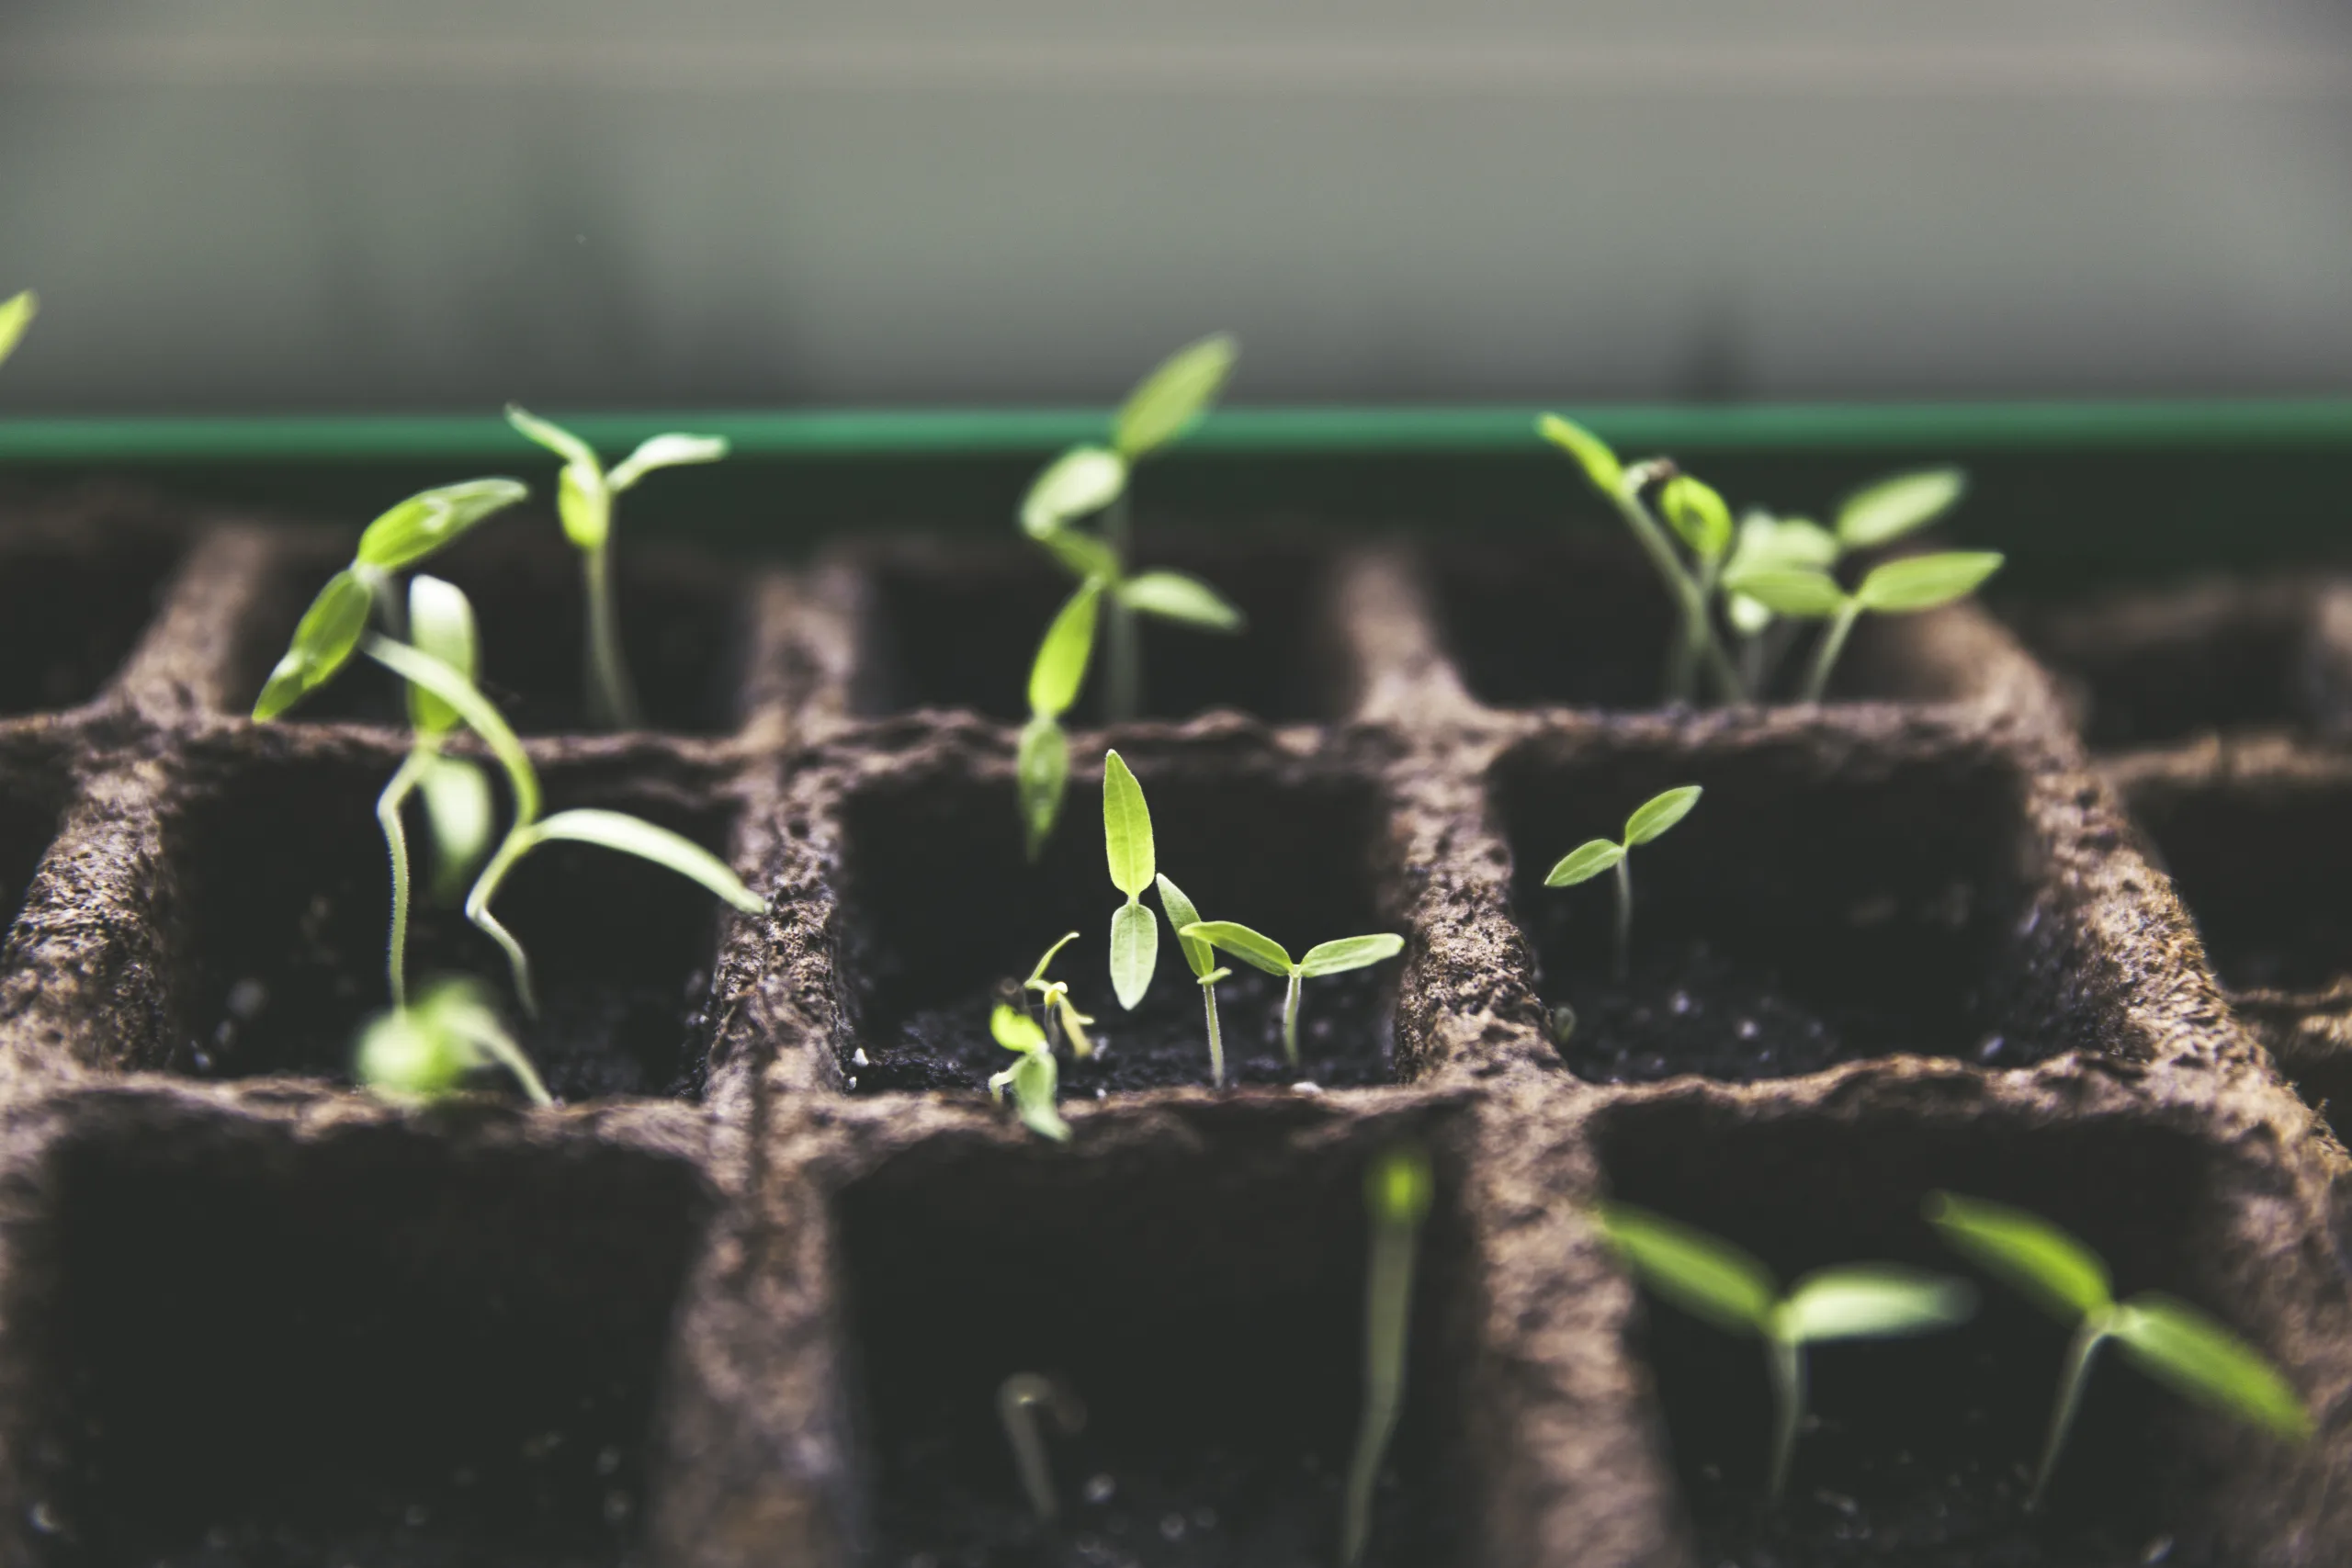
0 539 183 715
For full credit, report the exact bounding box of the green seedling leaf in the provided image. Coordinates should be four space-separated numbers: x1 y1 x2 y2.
2109 1297 2312 1440
1022 446 1127 538
1114 333 1237 458
1777 1267 1977 1343
1544 840 1623 887
1018 713 1069 862
1368 1142 1435 1227
1624 785 1702 845
1723 567 1847 619
1854 551 2004 614
1592 1202 1776 1337
1298 933 1406 977
254 567 375 719
1838 468 1967 550
1102 750 1155 897
418 755 494 900
356 478 530 570
1181 920 1293 977
1923 1192 2112 1322
405 575 478 738
555 460 610 551
1660 475 1733 560
1026 931 1082 989
526 808 764 914
988 1003 1069 1142
608 432 728 491
992 1001 1050 1054
1728 593 1773 636
0 290 34 367
1109 901 1158 1010
1156 874 1216 978
1117 570 1244 632
1038 526 1121 583
1730 513 1839 576
356 977 551 1108
1029 581 1103 717
505 403 599 470
363 635 540 821
1537 412 1623 494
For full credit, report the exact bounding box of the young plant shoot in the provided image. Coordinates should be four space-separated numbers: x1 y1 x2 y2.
1023 931 1096 1059
506 406 729 729
1341 1141 1434 1568
0 289 34 368
997 1371 1086 1522
1545 785 1702 983
1595 1201 1977 1501
1155 874 1233 1087
1102 750 1159 1010
989 1002 1070 1143
1178 921 1405 1069
1925 1191 2310 1508
1725 549 2005 704
1019 578 1101 860
356 976 551 1108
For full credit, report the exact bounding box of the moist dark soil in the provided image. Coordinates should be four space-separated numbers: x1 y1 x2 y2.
0 538 184 715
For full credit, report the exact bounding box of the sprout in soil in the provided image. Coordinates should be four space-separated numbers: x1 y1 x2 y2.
1023 931 1096 1059
1154 874 1234 1087
1101 750 1161 1010
998 1371 1086 1522
356 975 552 1108
506 406 729 730
1594 1201 1977 1501
0 289 34 368
1925 1190 2310 1509
1341 1141 1434 1568
1019 578 1102 860
989 1002 1071 1143
1725 548 2004 704
1178 921 1405 1069
1545 785 1702 983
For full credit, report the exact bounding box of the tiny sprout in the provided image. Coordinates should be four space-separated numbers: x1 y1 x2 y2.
1725 550 2004 704
0 289 35 368
1023 931 1096 1059
1177 921 1405 1069
1925 1191 2310 1509
356 976 552 1108
506 406 729 729
1101 750 1160 1011
1545 784 1701 983
1595 1201 1976 1501
1341 1141 1434 1568
1019 579 1102 861
989 1003 1070 1143
997 1371 1086 1523
1154 874 1233 1087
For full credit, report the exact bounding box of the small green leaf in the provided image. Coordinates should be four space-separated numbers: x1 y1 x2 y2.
1923 1191 2113 1322
555 461 610 551
2110 1295 2311 1440
608 432 728 491
1037 526 1121 582
1026 931 1081 988
1722 567 1848 619
355 1001 471 1102
1660 476 1733 560
1022 446 1127 538
1776 1267 1977 1345
0 290 35 367
1537 413 1623 494
1727 593 1773 635
1367 1143 1434 1227
1854 551 2004 615
1592 1202 1776 1337
1102 750 1155 898
992 1001 1049 1054
1838 468 1967 550
1017 714 1069 861
1729 513 1839 577
254 568 375 719
1114 333 1237 458
356 478 531 570
525 808 764 914
1179 920 1293 977
404 575 478 737
362 634 541 825
504 404 600 470
1155 874 1216 979
420 975 552 1106
1297 933 1405 977
1624 785 1702 845
1544 840 1624 887
1011 1048 1071 1142
1110 901 1159 1010
1029 581 1102 718
417 755 494 899
1118 571 1245 632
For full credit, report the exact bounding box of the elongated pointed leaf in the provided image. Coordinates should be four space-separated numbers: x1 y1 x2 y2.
991 1001 1048 1053
1537 412 1623 494
1924 1191 2112 1322
254 568 375 719
1022 446 1126 538
1110 900 1159 1010
1722 567 1847 619
1660 475 1732 560
362 635 541 824
555 460 610 550
1838 468 1967 550
1029 581 1102 717
1037 526 1121 583
1118 571 1244 632
525 808 763 914
1156 874 1216 979
405 575 479 738
505 404 600 471
2110 1295 2311 1439
1026 931 1082 987
1778 1266 1977 1345
0 290 34 367
1592 1202 1776 1337
1012 1048 1071 1142
1855 551 2004 615
1544 840 1623 887
1018 713 1069 861
356 478 531 570
1624 785 1702 845
608 433 728 491
1730 513 1839 577
1102 750 1155 898
1179 920 1292 976
1114 333 1237 458
1298 933 1405 977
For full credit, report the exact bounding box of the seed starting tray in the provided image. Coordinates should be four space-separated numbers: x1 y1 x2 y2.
0 481 2344 1568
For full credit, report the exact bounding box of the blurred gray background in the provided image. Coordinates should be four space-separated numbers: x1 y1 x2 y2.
3 0 2350 412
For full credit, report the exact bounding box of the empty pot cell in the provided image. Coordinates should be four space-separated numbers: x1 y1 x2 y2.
1495 730 2065 1083
838 1108 1472 1566
848 537 1339 723
1597 1096 2273 1565
0 527 184 715
167 748 742 1100
6 1103 707 1566
834 755 1398 1093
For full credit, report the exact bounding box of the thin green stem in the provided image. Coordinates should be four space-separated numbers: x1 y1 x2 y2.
582 540 641 729
1341 1200 1424 1566
466 829 541 1019
1202 977 1226 1088
1612 854 1634 983
2030 1316 2110 1511
1803 601 1863 704
1609 481 1742 705
376 749 434 1009
1767 1333 1806 1502
1282 968 1303 1067
1103 491 1140 723
997 1374 1069 1523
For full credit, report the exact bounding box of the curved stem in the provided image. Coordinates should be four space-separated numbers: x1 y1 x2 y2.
2030 1317 2109 1511
1767 1333 1806 1503
1803 601 1864 704
1610 482 1742 705
1202 978 1226 1088
1282 968 1304 1067
376 749 433 1009
583 540 642 729
1612 855 1634 984
465 829 541 1019
1103 492 1140 723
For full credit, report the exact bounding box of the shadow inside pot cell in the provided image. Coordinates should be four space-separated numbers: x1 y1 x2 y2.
1597 1098 2262 1566
0 529 184 716
1495 732 2068 1084
166 750 741 1100
4 1104 707 1567
839 1111 1469 1567
0 759 65 946
833 759 1397 1093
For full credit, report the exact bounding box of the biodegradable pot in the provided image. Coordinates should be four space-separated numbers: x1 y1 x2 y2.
0 491 2342 1568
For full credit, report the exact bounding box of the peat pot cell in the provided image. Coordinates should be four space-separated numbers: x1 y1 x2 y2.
839 1111 1471 1566
847 538 1340 723
7 1108 707 1566
1600 1098 2267 1566
168 752 741 1100
835 761 1397 1094
0 530 184 715
0 757 65 943
1496 733 2066 1084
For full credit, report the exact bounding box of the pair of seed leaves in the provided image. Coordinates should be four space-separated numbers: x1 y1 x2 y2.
1544 785 1702 888
504 405 727 554
1101 750 1401 1008
357 975 551 1108
989 1002 1071 1143
0 290 33 369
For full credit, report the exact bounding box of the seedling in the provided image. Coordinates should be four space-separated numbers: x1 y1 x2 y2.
1594 1201 1977 1501
1177 921 1405 1069
0 290 34 368
1101 750 1160 1010
1154 874 1233 1087
997 1371 1085 1522
506 406 729 729
1018 579 1101 860
1341 1141 1434 1568
1544 785 1702 982
355 976 551 1108
989 1003 1070 1143
1725 549 2005 704
1925 1191 2310 1509
1023 931 1096 1059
